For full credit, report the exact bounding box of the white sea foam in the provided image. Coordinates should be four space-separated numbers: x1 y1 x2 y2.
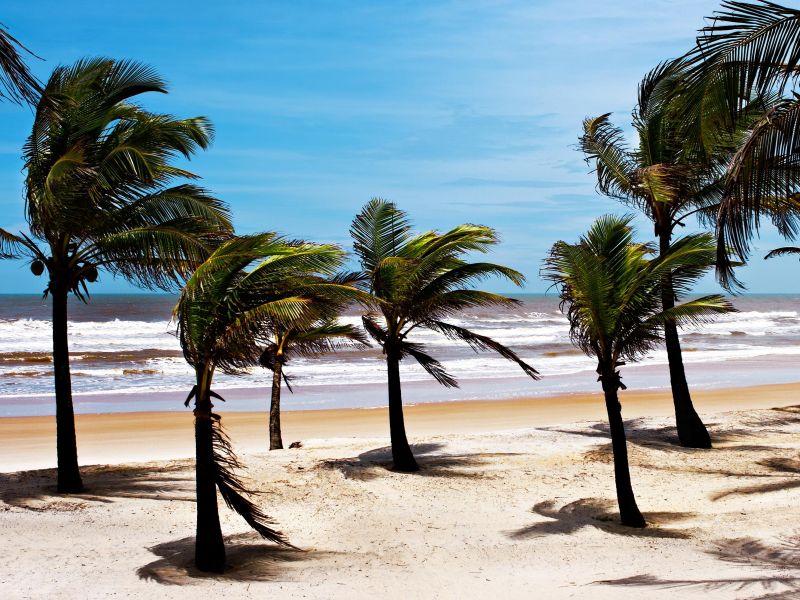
2 297 800 410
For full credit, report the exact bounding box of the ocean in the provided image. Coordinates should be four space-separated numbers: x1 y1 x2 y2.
1 293 798 417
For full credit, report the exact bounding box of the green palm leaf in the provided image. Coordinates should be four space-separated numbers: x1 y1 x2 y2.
0 24 41 105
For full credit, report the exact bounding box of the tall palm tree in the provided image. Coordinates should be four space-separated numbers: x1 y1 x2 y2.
578 61 764 447
260 317 368 450
0 23 41 105
0 58 232 492
543 215 733 527
176 233 354 573
678 1 800 285
350 198 539 472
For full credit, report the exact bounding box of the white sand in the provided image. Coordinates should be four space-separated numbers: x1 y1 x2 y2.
2 399 800 599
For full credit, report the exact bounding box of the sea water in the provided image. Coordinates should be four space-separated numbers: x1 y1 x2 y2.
0 294 798 416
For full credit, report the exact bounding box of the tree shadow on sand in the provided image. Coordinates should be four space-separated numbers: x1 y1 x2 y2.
0 462 194 510
544 416 783 454
316 442 522 481
711 457 800 501
596 535 800 599
508 498 696 540
137 532 339 585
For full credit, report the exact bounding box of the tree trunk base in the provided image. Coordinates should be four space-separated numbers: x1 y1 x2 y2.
269 440 283 451
620 510 647 528
391 460 419 473
676 413 712 449
195 550 226 574
56 478 84 494
391 447 419 472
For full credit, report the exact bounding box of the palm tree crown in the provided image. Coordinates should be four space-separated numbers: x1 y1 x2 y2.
353 197 539 386
543 215 733 372
3 58 232 294
177 234 355 375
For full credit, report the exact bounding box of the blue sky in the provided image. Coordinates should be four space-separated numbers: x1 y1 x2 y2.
1 0 797 294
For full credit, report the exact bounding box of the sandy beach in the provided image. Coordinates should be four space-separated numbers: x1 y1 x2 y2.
2 384 800 599
2 382 799 472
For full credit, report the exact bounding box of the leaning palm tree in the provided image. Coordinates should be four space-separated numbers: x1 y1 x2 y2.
350 198 539 472
0 23 41 105
260 316 368 450
543 215 734 527
176 233 354 572
578 61 767 447
0 58 232 492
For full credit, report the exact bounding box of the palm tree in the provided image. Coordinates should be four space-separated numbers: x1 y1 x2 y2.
578 61 765 448
0 58 232 492
260 317 368 450
0 23 41 105
350 198 540 472
678 1 800 285
175 233 354 572
543 215 733 527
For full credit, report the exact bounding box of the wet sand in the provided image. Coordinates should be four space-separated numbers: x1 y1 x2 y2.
2 382 798 472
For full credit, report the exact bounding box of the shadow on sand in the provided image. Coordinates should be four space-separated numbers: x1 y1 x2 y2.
545 419 776 454
509 498 696 540
711 457 800 501
137 532 337 585
595 535 800 599
543 405 800 457
316 442 521 481
0 462 194 509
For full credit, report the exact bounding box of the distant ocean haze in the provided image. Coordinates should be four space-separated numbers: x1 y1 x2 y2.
1 294 799 417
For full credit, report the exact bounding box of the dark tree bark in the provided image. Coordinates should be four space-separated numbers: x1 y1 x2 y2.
386 348 418 472
269 361 283 450
601 369 646 528
659 232 712 448
193 370 226 573
52 283 83 493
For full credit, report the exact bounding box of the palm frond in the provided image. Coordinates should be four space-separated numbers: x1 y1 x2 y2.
716 97 800 265
210 415 292 546
580 114 638 202
0 228 26 259
399 340 458 388
0 23 41 105
351 198 412 273
765 245 800 259
286 321 370 358
423 319 539 380
686 1 800 98
642 295 736 332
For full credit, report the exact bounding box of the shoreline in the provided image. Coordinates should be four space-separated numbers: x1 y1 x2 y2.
2 381 798 472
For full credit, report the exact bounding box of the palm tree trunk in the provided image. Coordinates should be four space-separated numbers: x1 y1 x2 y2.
193 368 226 573
601 370 645 528
659 232 712 448
386 348 418 472
269 363 283 450
52 283 83 493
